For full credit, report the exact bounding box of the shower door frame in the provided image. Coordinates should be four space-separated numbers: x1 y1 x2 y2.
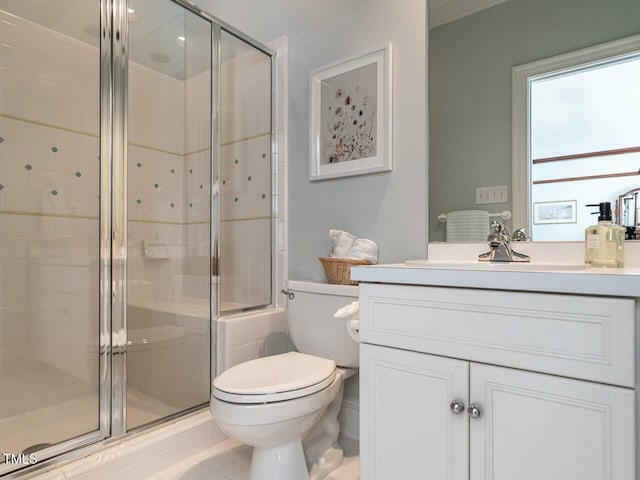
111 0 278 439
1 0 276 477
109 0 127 438
108 0 277 436
0 0 116 476
109 0 223 437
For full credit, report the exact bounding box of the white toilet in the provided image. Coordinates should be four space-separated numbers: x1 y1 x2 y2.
210 282 359 480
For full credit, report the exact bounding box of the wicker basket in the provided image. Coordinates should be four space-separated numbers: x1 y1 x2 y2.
319 257 370 285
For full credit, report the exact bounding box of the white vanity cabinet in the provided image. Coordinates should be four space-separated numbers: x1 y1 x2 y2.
359 282 637 480
360 344 470 480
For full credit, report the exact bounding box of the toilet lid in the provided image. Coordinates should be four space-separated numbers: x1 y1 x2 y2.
213 352 336 404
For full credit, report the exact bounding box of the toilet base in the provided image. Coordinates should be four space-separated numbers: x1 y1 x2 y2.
250 440 308 480
308 446 344 480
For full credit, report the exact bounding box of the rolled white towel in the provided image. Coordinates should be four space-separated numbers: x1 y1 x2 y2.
346 238 378 264
329 229 356 257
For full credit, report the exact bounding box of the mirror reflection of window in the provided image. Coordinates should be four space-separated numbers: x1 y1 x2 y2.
526 51 640 241
617 189 640 239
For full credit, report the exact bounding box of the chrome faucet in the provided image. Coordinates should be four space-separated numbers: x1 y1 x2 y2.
478 221 530 262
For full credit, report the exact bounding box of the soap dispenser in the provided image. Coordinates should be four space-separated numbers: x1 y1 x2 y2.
585 202 625 267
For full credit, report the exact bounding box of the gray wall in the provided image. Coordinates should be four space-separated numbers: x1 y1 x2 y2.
202 0 429 280
429 0 640 241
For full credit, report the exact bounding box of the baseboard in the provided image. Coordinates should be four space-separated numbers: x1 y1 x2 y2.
339 397 360 441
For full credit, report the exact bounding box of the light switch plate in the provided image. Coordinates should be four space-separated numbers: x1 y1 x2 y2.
476 185 508 204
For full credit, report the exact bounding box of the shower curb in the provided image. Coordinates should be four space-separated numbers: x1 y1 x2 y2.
29 410 225 480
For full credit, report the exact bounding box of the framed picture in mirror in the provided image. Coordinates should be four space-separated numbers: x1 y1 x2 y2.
309 44 392 181
533 200 577 225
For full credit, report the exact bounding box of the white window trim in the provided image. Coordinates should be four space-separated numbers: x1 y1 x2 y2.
511 34 640 234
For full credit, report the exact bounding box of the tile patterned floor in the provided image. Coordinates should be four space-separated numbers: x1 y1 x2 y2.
156 437 359 480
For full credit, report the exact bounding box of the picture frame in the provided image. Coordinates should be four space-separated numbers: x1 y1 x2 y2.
309 44 392 181
533 200 578 224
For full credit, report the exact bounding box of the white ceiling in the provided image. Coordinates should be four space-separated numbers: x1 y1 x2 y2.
0 0 509 78
0 0 253 80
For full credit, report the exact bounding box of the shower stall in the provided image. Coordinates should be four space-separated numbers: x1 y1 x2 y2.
0 0 275 476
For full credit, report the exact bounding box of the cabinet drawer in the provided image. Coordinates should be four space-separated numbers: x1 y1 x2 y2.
360 283 636 387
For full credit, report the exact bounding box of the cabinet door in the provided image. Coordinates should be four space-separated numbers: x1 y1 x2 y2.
360 344 469 480
469 363 636 480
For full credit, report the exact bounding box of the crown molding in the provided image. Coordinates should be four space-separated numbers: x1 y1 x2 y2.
430 0 510 29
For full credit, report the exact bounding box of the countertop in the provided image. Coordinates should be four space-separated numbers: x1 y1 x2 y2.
351 263 640 297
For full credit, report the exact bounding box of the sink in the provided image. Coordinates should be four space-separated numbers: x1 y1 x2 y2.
404 260 591 272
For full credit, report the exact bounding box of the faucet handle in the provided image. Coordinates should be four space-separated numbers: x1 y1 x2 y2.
512 228 529 242
490 221 510 237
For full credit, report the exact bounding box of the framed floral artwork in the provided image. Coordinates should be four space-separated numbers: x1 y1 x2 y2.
309 44 392 181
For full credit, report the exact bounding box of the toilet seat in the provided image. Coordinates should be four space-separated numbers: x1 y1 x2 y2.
213 352 336 404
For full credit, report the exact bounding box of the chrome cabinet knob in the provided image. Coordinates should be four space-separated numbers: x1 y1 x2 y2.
450 400 465 414
467 404 482 418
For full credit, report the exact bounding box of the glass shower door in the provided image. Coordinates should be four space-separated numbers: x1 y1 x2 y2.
0 0 104 473
219 31 273 313
125 0 212 430
0 0 274 474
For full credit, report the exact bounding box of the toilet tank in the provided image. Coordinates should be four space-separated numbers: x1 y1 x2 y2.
287 281 359 368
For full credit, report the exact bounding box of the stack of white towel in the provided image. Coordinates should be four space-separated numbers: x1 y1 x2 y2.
329 229 378 264
446 210 490 242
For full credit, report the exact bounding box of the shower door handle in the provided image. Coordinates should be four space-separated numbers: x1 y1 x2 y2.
212 256 219 276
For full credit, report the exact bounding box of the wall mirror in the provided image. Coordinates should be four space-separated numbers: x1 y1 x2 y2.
429 0 640 242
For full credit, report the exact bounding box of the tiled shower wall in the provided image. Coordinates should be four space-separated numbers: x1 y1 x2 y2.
128 41 276 314
219 45 273 310
127 61 211 304
127 63 186 304
217 307 292 373
216 36 291 375
184 69 212 301
126 54 211 413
